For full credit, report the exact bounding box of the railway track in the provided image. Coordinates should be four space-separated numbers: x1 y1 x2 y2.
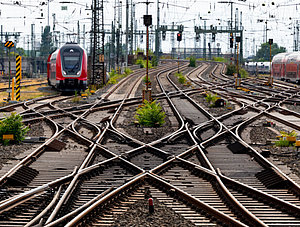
0 61 300 226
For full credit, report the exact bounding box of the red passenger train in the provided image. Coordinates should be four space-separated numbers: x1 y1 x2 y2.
272 52 300 84
47 43 88 91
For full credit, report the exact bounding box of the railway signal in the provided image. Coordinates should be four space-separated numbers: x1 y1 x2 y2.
177 32 182 42
235 36 241 88
230 33 233 48
268 39 274 86
143 11 152 102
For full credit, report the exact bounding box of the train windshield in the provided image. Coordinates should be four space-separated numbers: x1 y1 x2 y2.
62 48 81 74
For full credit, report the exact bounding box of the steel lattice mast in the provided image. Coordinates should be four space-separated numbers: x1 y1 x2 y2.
91 0 105 85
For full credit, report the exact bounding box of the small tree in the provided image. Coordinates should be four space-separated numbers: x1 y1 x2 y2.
135 100 166 127
151 55 158 67
226 64 236 76
175 72 186 84
0 113 29 145
189 56 196 67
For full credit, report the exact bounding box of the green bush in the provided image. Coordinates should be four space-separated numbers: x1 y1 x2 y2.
226 64 236 76
189 56 196 67
205 93 218 104
135 100 166 127
135 59 152 69
124 67 133 76
151 55 158 67
0 113 29 145
175 72 186 84
239 68 249 78
109 69 117 78
107 77 117 84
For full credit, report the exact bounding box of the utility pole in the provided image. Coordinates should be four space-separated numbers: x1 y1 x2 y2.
125 0 129 66
47 0 50 26
155 0 160 60
265 21 268 43
31 24 36 77
91 0 105 85
171 22 175 58
111 21 115 70
235 36 241 88
77 21 80 44
203 21 206 59
130 0 134 55
268 38 273 86
143 0 152 102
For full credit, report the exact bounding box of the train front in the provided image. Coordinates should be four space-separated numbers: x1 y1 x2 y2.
58 43 87 91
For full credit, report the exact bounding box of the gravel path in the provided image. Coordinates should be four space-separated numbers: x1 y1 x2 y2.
113 198 196 227
248 123 300 179
191 93 235 117
284 104 300 114
0 122 44 170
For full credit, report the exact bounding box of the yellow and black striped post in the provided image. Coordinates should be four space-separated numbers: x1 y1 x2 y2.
16 55 22 101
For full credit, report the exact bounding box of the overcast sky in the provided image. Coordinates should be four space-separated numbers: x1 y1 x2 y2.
0 0 299 57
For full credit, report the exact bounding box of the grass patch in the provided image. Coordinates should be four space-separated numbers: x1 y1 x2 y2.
0 84 56 102
212 57 227 63
124 67 133 76
107 69 127 85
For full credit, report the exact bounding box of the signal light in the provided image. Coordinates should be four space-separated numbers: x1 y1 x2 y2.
162 31 166 41
177 32 182 42
230 37 233 48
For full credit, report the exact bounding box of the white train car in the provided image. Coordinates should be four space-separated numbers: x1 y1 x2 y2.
245 62 270 74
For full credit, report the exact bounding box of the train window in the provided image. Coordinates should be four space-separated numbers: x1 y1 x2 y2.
62 50 81 73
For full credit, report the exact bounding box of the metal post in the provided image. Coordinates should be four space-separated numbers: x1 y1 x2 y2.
155 0 160 60
266 22 268 43
11 77 14 101
130 0 134 55
125 0 129 66
77 21 80 44
8 50 11 101
203 21 206 59
269 42 272 85
230 2 233 64
48 0 50 26
178 41 180 73
146 25 149 91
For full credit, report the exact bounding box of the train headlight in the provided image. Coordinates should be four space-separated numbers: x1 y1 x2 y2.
77 71 81 75
63 70 67 75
